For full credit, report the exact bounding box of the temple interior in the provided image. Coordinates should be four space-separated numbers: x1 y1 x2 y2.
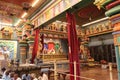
0 0 120 80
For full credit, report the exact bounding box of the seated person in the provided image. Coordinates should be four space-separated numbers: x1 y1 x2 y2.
38 72 48 80
30 73 38 80
13 73 21 80
22 72 31 80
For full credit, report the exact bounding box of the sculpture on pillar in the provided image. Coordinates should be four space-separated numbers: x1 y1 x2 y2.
36 35 43 57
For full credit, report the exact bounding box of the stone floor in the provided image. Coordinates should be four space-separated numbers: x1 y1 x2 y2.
51 67 118 80
80 67 118 80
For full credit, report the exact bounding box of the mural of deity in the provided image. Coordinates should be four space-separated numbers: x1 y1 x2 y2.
0 40 17 61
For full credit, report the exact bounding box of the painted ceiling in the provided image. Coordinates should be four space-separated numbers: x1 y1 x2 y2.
0 0 46 25
58 3 106 26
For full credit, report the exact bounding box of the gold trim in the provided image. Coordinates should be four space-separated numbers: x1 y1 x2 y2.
87 29 113 37
110 14 120 20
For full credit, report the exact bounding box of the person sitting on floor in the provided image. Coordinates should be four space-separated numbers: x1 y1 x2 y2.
9 71 14 80
31 73 38 80
22 72 31 80
13 73 21 80
38 72 48 80
2 70 11 80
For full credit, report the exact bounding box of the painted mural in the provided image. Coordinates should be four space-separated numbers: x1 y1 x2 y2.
0 40 17 60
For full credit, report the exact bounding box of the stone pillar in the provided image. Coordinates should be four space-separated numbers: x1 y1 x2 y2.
105 2 120 79
19 42 28 64
112 14 120 80
27 41 34 60
94 0 120 79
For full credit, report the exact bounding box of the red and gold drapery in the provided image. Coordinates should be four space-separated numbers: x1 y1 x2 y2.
66 12 80 80
31 29 39 63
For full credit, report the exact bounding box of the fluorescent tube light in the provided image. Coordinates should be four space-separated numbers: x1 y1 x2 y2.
82 17 109 27
0 22 12 26
14 19 22 26
32 0 39 7
21 12 27 18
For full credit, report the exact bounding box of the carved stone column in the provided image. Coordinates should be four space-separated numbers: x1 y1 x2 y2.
27 41 34 60
112 14 120 80
94 0 120 79
19 42 28 64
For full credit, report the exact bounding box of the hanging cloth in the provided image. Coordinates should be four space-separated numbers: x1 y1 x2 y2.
66 12 80 80
31 29 39 63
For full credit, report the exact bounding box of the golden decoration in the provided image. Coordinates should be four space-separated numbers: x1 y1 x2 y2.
3 26 13 33
94 0 106 9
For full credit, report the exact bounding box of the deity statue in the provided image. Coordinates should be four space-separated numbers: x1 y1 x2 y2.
80 45 89 61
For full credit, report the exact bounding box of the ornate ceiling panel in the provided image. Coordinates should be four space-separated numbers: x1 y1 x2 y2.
0 0 33 17
0 0 46 25
2 0 34 6
78 4 103 19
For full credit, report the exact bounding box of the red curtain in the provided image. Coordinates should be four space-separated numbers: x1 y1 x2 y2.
31 29 40 63
66 12 80 80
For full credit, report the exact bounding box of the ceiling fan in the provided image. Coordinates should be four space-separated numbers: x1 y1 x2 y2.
22 2 31 12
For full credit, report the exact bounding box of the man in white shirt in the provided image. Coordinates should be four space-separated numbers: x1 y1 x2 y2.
39 72 48 80
2 70 11 80
42 73 48 80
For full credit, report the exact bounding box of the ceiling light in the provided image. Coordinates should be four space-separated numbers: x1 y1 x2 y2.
82 17 109 27
0 22 12 26
32 0 39 7
14 19 22 26
21 12 27 18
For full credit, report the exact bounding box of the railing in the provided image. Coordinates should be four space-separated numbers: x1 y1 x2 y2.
47 60 116 80
7 60 117 80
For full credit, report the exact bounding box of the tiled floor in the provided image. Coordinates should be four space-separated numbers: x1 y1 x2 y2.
80 67 118 80
53 67 118 80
